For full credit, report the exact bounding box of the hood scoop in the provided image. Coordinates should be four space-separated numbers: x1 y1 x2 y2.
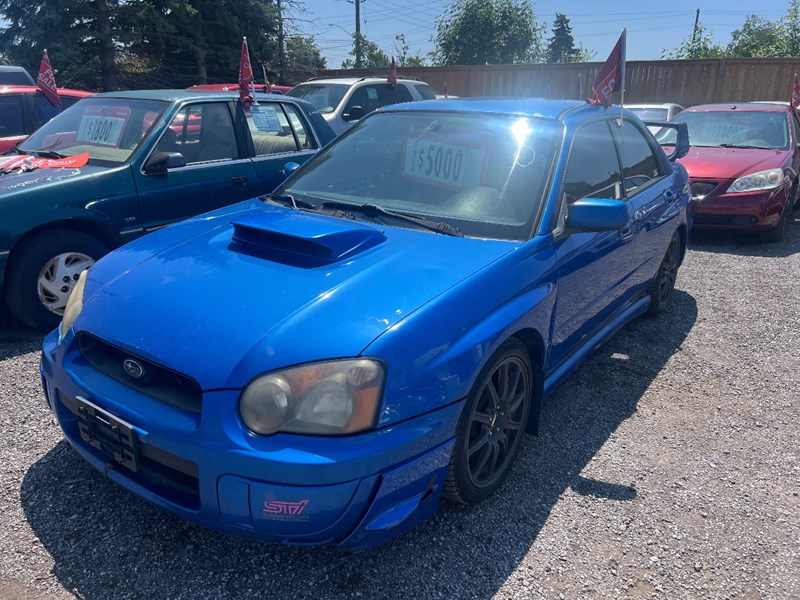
230 209 386 266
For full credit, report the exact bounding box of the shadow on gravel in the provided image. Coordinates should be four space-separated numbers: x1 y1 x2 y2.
689 210 800 258
20 290 697 600
0 301 43 360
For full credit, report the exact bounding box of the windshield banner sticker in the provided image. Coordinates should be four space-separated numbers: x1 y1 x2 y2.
0 152 90 175
75 105 132 146
403 133 486 189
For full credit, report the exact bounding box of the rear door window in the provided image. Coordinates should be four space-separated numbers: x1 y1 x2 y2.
245 103 300 157
377 84 413 107
612 120 664 195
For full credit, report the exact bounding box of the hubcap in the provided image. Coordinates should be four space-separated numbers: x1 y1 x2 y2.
37 252 95 315
466 356 529 489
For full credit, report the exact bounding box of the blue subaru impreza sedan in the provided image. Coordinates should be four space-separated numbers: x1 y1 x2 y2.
40 98 690 550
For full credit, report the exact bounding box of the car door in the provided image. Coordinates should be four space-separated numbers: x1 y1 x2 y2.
243 100 320 193
133 100 258 232
612 118 677 288
549 119 637 370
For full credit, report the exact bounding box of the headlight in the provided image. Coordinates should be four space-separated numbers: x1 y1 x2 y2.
59 269 88 340
239 359 384 436
726 168 784 193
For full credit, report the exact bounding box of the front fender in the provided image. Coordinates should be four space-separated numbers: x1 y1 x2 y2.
365 239 558 428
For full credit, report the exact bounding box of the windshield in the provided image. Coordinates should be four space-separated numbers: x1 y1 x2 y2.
19 97 169 165
286 83 349 113
276 111 563 241
628 107 669 121
656 110 789 149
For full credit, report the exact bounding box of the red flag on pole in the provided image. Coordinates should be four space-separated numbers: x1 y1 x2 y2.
790 74 800 112
37 49 60 107
387 57 397 87
590 29 626 107
239 37 255 110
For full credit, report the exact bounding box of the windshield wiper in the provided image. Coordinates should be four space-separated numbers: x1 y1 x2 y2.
320 200 463 237
262 193 317 210
3 146 27 155
717 143 770 149
34 150 66 159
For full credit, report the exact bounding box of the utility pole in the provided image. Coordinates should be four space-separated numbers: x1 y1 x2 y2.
277 0 286 83
355 0 363 69
690 9 700 53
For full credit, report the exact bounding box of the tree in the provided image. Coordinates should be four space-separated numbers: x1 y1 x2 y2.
545 13 594 63
727 15 784 57
547 13 574 62
0 0 120 90
341 34 389 68
662 19 725 59
0 0 285 90
286 35 326 71
394 34 427 67
783 0 800 56
433 0 545 65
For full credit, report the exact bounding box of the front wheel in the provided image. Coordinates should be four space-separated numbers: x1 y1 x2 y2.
444 338 532 505
647 231 681 315
762 207 788 243
5 230 108 330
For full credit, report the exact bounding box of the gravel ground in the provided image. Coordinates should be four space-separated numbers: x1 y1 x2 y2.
1 223 799 600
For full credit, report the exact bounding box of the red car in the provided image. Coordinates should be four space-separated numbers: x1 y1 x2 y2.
187 83 293 95
659 103 800 241
0 86 92 152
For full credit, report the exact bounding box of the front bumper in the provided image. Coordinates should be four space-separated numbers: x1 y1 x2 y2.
41 330 462 550
691 183 787 231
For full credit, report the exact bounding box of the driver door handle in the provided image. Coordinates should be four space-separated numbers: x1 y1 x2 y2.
231 176 248 186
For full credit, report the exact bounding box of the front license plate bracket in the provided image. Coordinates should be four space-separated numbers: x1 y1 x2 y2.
75 395 139 472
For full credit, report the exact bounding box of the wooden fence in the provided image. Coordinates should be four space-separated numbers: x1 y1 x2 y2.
293 58 800 107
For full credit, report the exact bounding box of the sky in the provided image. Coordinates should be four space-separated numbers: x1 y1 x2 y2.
294 0 794 68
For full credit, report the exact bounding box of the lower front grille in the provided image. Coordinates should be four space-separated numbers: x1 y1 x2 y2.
693 213 758 227
57 390 201 510
78 333 202 413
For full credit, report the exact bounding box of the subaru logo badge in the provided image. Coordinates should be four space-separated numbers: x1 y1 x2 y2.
123 358 145 379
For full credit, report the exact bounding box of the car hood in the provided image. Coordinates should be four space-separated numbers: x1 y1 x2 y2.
78 201 517 390
677 146 789 180
0 163 107 196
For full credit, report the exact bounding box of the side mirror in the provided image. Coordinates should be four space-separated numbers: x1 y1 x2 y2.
143 151 186 175
280 161 300 177
568 198 629 231
645 121 689 161
343 106 365 122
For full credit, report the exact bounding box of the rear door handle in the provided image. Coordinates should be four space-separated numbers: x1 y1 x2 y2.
664 189 677 203
231 176 248 186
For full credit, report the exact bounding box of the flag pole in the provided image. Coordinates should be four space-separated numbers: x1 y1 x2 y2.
618 27 627 127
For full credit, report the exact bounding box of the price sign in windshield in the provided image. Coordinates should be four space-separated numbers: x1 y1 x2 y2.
76 115 126 146
404 135 485 189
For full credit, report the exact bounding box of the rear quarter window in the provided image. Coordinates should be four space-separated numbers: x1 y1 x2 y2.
414 84 436 100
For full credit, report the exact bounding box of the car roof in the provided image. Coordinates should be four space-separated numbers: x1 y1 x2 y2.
296 77 428 86
382 97 600 121
625 103 682 109
0 85 92 97
684 102 789 113
96 89 303 103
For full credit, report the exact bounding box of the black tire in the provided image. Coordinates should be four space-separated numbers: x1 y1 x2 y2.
5 230 108 330
444 338 532 505
762 207 788 243
647 231 681 315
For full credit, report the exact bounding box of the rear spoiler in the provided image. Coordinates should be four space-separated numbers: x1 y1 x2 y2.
643 121 689 162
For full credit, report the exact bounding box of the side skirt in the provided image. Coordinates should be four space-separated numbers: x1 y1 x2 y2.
543 296 651 398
